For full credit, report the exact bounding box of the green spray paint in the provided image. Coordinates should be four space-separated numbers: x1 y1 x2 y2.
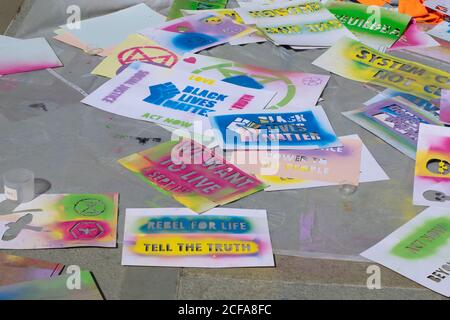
391 217 450 259
326 1 410 44
58 194 115 220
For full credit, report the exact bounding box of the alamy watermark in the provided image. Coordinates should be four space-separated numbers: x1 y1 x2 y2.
366 265 382 290
66 265 82 290
66 5 81 30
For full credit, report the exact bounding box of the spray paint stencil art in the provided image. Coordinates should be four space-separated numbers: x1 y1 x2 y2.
140 12 255 55
0 193 118 249
414 124 450 209
209 107 341 150
122 208 274 268
176 53 330 109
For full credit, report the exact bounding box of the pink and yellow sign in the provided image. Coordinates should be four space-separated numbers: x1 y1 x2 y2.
229 135 363 186
118 139 266 213
413 124 450 208
406 37 450 65
0 193 118 249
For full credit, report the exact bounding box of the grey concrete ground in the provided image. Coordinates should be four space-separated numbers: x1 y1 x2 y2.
0 0 24 33
0 0 449 300
178 255 447 299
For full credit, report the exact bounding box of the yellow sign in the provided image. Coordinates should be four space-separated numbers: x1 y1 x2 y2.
92 34 180 78
313 37 450 103
133 235 259 256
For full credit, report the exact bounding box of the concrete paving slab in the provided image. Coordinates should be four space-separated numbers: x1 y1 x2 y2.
177 255 447 300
